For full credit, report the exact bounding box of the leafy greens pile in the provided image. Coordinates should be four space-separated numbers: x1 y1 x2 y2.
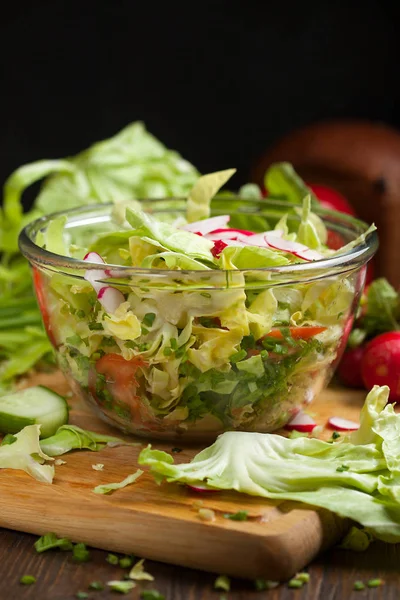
0 122 199 390
139 385 400 542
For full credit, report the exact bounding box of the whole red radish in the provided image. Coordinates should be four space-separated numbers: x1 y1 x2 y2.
337 346 366 388
308 184 356 216
361 332 400 401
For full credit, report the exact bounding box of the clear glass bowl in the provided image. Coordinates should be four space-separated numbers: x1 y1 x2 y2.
19 198 378 441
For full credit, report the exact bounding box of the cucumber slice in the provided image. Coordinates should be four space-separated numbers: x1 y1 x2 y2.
0 386 69 438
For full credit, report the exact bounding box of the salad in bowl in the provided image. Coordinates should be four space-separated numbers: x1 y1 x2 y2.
19 168 377 440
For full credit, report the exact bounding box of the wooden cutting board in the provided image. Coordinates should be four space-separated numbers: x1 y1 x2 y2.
0 371 366 581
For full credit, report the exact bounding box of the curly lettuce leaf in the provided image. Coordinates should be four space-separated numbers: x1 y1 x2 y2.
362 278 400 335
264 163 317 205
186 169 236 222
219 246 290 270
296 195 323 249
0 424 54 483
40 424 133 456
125 206 215 263
140 385 400 542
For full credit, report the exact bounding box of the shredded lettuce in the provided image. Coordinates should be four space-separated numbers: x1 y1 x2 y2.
140 386 400 542
0 424 54 483
93 469 143 495
39 424 134 456
186 169 236 222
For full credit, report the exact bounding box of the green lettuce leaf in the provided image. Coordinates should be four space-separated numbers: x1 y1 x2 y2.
40 424 134 456
93 469 143 495
140 385 400 542
125 206 215 263
296 195 322 249
0 424 54 483
141 252 212 270
186 169 236 222
264 163 317 205
363 278 400 335
219 245 290 270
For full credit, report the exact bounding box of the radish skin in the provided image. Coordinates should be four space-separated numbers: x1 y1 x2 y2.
328 417 360 431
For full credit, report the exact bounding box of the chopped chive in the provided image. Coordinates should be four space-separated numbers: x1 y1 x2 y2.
76 309 86 319
260 349 269 359
175 347 186 358
336 465 350 472
332 431 341 440
141 326 149 335
367 578 384 588
76 592 89 599
119 556 133 568
88 322 103 331
170 338 178 350
72 542 90 562
142 312 156 327
20 575 36 585
353 581 365 591
241 334 255 350
214 575 230 592
106 553 119 565
200 292 211 298
229 349 247 363
288 578 303 588
1 434 17 446
163 347 172 356
223 510 248 521
89 581 104 590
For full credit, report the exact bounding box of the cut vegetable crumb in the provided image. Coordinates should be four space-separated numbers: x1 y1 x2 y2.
223 510 248 521
288 430 308 439
338 526 374 552
353 581 365 591
72 543 90 563
108 580 136 594
171 447 182 453
76 593 89 600
89 581 104 590
119 556 134 569
198 508 215 522
214 575 231 592
92 463 104 471
192 500 204 509
336 465 350 472
331 431 341 440
34 532 73 553
20 575 36 585
93 469 143 495
367 578 384 588
106 553 119 565
54 459 66 466
128 558 154 581
311 425 324 438
254 578 279 590
288 578 304 588
140 591 165 600
295 572 310 583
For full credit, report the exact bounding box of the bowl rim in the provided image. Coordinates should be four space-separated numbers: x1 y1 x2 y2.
18 198 379 282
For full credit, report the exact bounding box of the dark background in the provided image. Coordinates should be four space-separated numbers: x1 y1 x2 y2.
1 0 399 194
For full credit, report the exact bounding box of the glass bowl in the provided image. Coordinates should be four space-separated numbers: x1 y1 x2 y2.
19 198 378 441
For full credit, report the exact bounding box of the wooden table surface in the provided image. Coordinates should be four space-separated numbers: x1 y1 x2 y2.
1 527 399 599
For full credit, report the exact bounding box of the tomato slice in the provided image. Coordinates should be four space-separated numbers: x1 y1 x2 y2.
262 326 327 341
32 267 57 347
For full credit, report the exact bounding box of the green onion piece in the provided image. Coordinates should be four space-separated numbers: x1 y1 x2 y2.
367 578 384 588
214 575 231 592
76 309 86 319
163 347 172 356
119 556 133 569
106 553 119 565
170 338 178 350
336 465 350 472
89 581 104 590
229 349 247 364
142 313 156 327
353 581 365 591
332 431 341 440
107 580 136 594
34 532 73 553
20 575 36 585
76 593 89 600
288 578 304 589
140 591 165 600
223 510 248 521
88 322 103 331
72 542 90 563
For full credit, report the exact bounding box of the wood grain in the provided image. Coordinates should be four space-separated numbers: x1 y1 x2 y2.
0 374 370 583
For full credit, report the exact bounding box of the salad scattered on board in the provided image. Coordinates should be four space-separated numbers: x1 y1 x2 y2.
0 123 399 577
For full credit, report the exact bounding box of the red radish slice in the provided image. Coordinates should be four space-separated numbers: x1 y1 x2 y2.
206 231 242 242
83 252 108 293
97 286 125 314
209 227 254 236
187 484 219 493
328 417 360 431
285 411 316 432
181 215 230 235
264 233 324 261
236 230 283 246
211 240 228 257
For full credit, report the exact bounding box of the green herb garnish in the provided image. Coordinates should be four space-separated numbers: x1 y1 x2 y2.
223 510 248 521
88 322 103 331
336 465 350 472
142 313 156 327
229 349 247 363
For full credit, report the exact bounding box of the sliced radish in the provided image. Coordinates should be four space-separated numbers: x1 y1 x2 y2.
285 410 316 433
209 227 254 236
97 286 125 314
211 240 228 257
83 252 108 293
327 417 360 431
181 215 230 235
206 230 242 242
264 233 324 261
187 484 219 493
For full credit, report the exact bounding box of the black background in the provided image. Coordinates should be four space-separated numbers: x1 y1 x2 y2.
1 0 399 196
